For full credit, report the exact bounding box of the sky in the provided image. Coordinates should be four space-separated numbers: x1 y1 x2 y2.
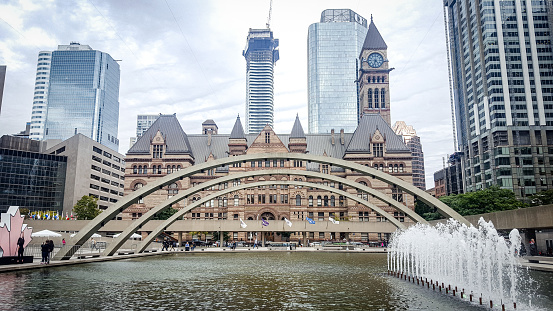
0 0 456 189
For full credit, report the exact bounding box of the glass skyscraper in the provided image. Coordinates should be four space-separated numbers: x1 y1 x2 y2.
29 43 120 151
308 9 368 134
243 28 279 134
444 0 553 198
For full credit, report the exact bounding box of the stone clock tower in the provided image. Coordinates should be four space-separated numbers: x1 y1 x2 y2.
358 17 393 125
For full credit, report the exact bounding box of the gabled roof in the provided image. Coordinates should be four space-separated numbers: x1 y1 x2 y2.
229 115 246 139
127 114 193 157
345 114 409 153
290 115 306 139
360 18 387 57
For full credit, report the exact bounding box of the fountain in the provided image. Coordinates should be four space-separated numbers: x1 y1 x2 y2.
388 217 526 309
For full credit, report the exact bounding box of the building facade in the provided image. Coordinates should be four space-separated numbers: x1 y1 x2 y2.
0 135 66 213
243 29 279 134
433 152 464 198
393 121 426 190
444 0 553 198
0 65 5 115
45 134 125 214
29 43 121 151
358 17 393 125
122 114 413 243
307 9 368 134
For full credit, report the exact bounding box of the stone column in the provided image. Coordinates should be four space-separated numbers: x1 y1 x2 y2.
219 231 223 248
178 232 182 248
262 232 266 247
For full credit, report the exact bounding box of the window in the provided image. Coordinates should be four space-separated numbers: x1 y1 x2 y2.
373 143 383 157
167 183 178 196
280 194 288 204
368 89 372 108
234 195 239 206
388 164 393 173
399 164 404 172
330 196 335 207
251 161 255 168
265 132 270 143
296 195 301 206
134 183 144 204
308 196 313 207
381 89 386 108
280 159 285 167
359 211 370 222
323 196 329 206
153 145 163 158
374 88 379 108
392 186 403 202
393 164 398 173
318 212 324 222
339 196 345 207
317 196 322 206
321 164 329 174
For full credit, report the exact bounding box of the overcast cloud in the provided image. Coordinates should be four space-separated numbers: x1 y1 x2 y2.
0 0 456 189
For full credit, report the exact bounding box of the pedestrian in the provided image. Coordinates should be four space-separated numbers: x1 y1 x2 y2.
41 241 49 264
170 241 175 251
91 238 97 251
47 240 54 264
62 238 66 247
17 236 25 263
185 242 190 251
529 239 538 256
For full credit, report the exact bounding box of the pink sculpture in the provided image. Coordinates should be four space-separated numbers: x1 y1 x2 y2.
0 206 33 257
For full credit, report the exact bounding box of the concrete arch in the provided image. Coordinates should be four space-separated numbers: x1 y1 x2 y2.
101 168 425 257
135 180 407 254
54 153 466 260
102 177 408 256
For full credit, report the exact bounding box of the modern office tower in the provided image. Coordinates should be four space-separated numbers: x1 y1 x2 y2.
444 0 553 198
393 121 426 190
129 114 160 148
243 28 279 134
308 9 368 134
433 152 464 198
0 135 66 213
358 17 393 125
0 65 5 115
29 43 121 151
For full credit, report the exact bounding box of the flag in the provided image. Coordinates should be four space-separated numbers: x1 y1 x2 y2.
262 219 269 226
284 218 292 227
66 212 70 220
306 217 315 224
240 218 247 229
46 212 50 220
54 212 59 220
37 212 41 220
329 217 339 225
71 212 74 220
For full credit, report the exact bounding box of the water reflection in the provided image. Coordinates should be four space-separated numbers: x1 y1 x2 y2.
0 252 551 310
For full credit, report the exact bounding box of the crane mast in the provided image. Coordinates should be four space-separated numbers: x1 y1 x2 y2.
266 0 272 28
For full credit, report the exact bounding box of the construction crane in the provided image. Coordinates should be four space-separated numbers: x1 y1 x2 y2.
266 0 272 29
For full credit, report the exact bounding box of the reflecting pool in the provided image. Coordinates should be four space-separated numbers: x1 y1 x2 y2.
0 252 551 310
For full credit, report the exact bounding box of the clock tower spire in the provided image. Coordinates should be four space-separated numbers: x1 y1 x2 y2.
358 18 393 125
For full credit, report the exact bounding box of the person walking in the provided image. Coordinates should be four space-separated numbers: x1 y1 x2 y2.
41 241 49 264
91 238 97 251
17 236 25 263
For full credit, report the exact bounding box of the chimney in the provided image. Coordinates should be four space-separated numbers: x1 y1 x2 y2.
340 129 345 145
331 129 335 145
207 129 212 146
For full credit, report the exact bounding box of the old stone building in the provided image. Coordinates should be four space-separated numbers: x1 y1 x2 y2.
123 114 413 243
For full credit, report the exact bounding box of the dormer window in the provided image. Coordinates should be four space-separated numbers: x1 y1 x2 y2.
265 132 270 143
373 143 383 157
153 145 164 158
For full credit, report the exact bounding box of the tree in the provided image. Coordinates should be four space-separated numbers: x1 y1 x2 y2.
528 189 553 206
73 195 102 220
152 207 178 220
212 231 230 242
414 200 442 221
439 186 526 216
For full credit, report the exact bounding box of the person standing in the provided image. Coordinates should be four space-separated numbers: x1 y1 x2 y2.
185 242 190 251
17 236 25 263
529 239 538 256
62 238 66 247
91 238 97 251
47 240 54 264
41 241 49 264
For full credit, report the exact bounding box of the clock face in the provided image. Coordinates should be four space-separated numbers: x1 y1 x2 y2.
367 53 384 68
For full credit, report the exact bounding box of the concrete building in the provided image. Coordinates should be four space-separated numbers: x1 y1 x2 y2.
122 114 413 243
0 65 5 115
0 135 66 213
393 121 426 190
307 9 368 134
444 0 553 198
243 28 279 134
129 114 160 149
358 17 393 125
29 43 121 151
433 152 464 198
46 134 125 214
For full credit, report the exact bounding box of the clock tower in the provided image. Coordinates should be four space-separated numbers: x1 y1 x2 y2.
358 16 393 125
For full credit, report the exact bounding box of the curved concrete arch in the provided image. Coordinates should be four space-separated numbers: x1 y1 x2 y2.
135 180 406 254
103 168 426 256
54 153 465 260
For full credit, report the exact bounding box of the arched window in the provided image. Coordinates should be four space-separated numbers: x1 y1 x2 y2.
394 164 398 173
368 89 373 108
377 76 381 83
308 195 313 207
379 164 384 171
296 195 301 206
339 196 345 207
218 197 223 207
388 164 393 173
134 183 144 203
330 196 335 207
381 89 386 108
167 166 172 174
157 165 162 174
359 181 367 186
177 165 181 171
382 76 385 83
317 196 322 207
234 195 239 206
133 165 137 174
223 197 228 207
143 166 148 174
373 164 378 170
172 165 176 172
374 88 379 108
323 196 329 207
399 164 404 172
